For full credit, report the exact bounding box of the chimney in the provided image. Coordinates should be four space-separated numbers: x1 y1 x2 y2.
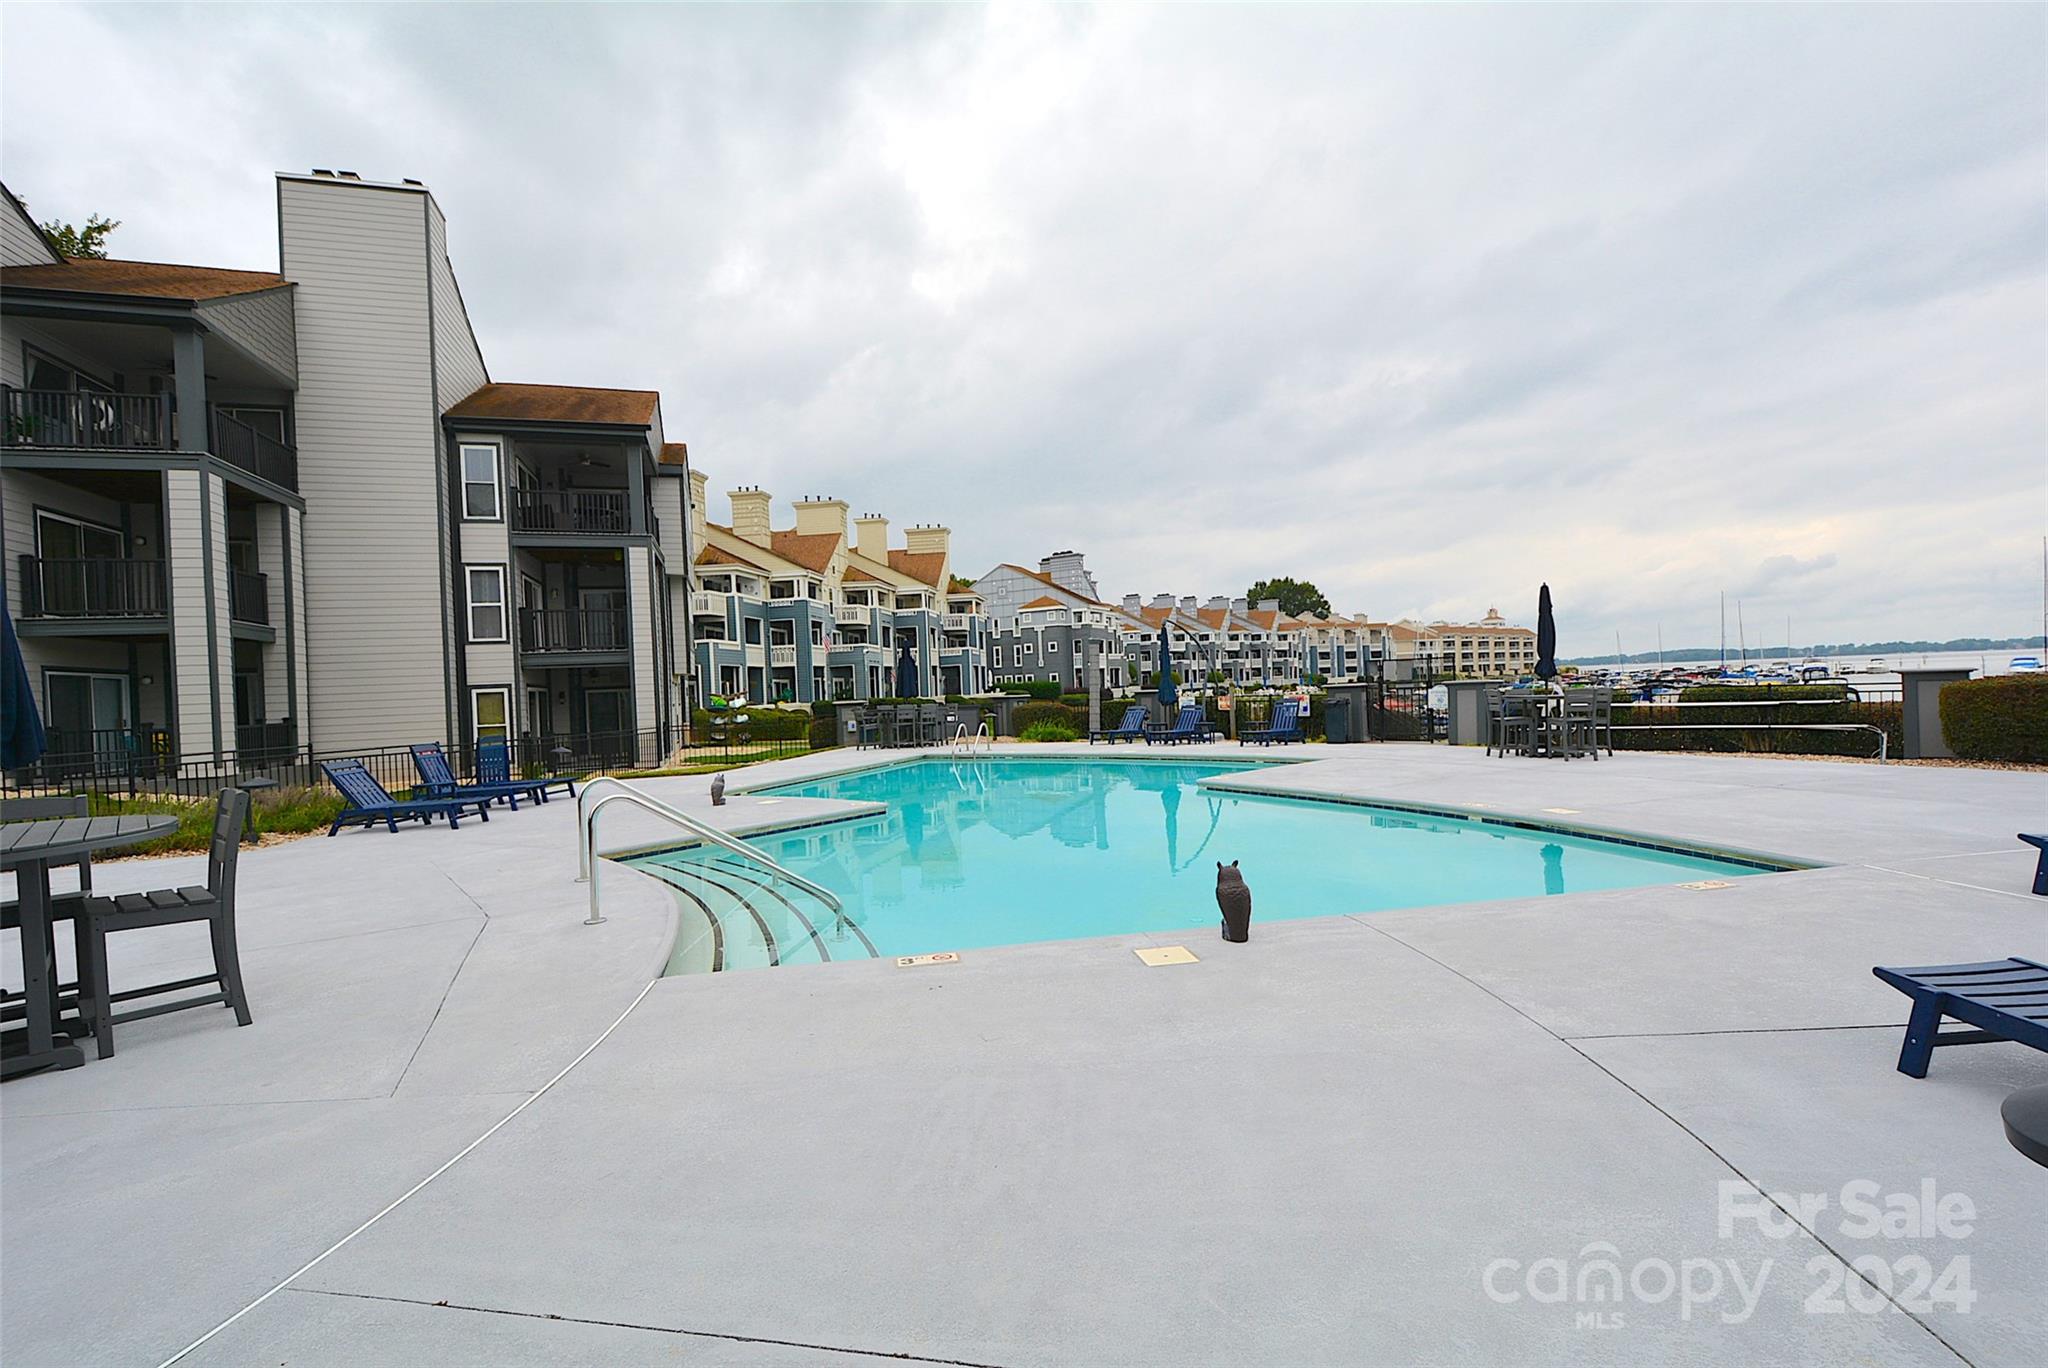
1122 594 1143 612
1038 550 1099 599
793 496 848 540
1180 596 1197 612
728 486 772 548
1207 595 1230 611
903 523 951 557
688 470 708 550
1257 598 1280 613
1151 593 1176 609
854 514 889 564
1232 597 1249 613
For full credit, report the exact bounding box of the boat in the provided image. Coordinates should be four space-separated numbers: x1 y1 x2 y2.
2011 655 2044 673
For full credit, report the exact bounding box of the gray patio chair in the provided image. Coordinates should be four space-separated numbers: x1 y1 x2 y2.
0 794 93 1027
854 708 881 749
1563 693 1601 761
77 788 253 1059
1491 691 1536 757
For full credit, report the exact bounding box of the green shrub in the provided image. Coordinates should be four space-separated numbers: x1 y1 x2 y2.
1609 684 1900 758
85 786 347 855
690 706 811 739
1013 701 1084 735
1020 720 1079 742
1940 675 2048 763
809 699 837 719
997 679 1061 699
807 716 839 749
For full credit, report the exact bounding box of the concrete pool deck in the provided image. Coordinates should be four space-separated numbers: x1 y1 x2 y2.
3 744 2044 1366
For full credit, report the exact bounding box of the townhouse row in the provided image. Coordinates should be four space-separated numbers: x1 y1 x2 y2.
971 552 1535 689
0 171 998 786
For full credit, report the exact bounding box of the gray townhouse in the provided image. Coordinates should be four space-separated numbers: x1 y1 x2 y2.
974 553 1133 692
2 170 691 778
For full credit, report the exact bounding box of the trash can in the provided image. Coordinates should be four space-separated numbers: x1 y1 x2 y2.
1325 696 1353 745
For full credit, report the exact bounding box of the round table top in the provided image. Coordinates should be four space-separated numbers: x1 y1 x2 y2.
2001 1083 2048 1169
0 814 182 869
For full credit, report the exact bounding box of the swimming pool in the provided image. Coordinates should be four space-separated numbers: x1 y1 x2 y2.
629 757 1782 974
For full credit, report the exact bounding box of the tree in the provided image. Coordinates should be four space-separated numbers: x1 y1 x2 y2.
42 213 121 259
1244 577 1331 619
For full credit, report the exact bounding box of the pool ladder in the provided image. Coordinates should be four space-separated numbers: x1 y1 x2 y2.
950 720 993 756
575 776 844 928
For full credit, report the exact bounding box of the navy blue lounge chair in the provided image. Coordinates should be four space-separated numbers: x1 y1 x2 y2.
410 742 545 810
1245 699 1306 746
2018 833 2048 896
1871 958 2048 1077
1145 704 1209 746
321 759 493 835
478 739 576 800
1091 704 1148 745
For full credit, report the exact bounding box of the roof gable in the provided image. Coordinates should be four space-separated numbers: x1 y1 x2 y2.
446 382 658 427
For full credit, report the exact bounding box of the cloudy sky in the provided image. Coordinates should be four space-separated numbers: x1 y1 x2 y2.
5 4 2042 654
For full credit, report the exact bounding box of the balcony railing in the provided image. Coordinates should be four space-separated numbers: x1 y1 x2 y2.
210 410 298 489
941 613 973 632
519 606 628 654
510 487 629 535
689 592 726 616
17 555 168 619
3 387 172 451
769 644 799 668
228 568 270 625
235 719 297 764
835 603 872 623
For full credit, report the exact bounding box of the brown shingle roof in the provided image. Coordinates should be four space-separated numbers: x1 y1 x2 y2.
696 543 769 570
658 442 689 466
770 530 841 574
842 566 886 583
888 549 947 588
446 382 658 427
0 256 289 302
1019 596 1064 610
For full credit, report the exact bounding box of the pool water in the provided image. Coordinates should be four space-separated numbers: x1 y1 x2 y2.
629 757 1774 974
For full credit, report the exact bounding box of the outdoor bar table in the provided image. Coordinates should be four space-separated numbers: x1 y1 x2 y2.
2002 1084 2048 1169
2 813 180 1078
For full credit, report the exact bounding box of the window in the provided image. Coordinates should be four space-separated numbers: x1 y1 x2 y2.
744 619 763 645
461 443 501 520
1047 640 1060 654
36 510 124 562
994 647 1005 666
466 566 507 642
471 687 511 744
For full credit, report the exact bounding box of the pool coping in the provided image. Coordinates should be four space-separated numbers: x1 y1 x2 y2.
721 746 1823 874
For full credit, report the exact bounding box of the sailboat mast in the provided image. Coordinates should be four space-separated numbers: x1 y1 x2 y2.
1720 593 1726 671
1737 600 1747 664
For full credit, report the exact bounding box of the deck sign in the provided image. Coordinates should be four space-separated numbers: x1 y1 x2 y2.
1677 880 1734 891
896 952 960 967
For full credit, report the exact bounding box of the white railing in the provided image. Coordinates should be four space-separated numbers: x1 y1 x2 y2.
950 719 994 756
941 613 972 632
769 644 798 667
689 592 724 616
575 776 843 926
835 604 870 624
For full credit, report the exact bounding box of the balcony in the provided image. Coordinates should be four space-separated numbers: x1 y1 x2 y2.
511 487 630 536
17 555 168 620
210 410 298 489
4 388 171 450
835 604 871 624
2 388 300 492
941 613 973 632
690 592 727 616
228 568 270 625
769 644 798 668
519 606 628 654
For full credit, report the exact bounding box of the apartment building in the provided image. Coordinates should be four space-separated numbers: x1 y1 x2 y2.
2 171 689 775
1114 594 1374 688
1425 608 1536 678
684 482 990 705
974 554 1136 691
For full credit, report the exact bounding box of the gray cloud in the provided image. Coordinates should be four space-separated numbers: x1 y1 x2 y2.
5 3 2041 653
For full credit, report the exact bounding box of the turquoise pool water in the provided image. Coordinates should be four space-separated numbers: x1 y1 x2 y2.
630 757 1775 973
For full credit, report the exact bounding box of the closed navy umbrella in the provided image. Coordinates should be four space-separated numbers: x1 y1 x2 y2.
2 600 47 770
1157 622 1178 711
895 635 919 699
1535 584 1558 681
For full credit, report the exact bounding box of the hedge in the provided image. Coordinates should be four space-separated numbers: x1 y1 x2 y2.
807 716 838 749
1012 700 1085 735
998 680 1062 699
1609 685 1901 759
1020 720 1080 742
691 706 812 740
1940 675 2048 763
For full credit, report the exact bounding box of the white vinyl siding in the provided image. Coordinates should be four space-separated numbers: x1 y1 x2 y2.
427 197 488 412
0 192 58 266
196 288 299 385
465 565 507 643
280 175 449 752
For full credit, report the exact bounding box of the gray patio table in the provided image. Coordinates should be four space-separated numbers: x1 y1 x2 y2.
2002 1084 2048 1169
3 814 179 1079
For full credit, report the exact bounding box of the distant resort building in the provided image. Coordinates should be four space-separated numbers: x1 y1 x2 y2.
685 482 991 705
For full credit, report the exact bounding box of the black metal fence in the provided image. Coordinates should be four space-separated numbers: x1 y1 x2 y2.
3 726 813 801
3 386 172 450
17 555 169 618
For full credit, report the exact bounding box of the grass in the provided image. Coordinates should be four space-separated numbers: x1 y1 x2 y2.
602 743 814 781
86 786 348 855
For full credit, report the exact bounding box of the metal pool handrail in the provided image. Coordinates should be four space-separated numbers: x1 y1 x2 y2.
950 720 992 756
575 776 844 926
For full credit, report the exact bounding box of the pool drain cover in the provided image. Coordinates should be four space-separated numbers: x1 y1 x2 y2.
1135 946 1200 966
